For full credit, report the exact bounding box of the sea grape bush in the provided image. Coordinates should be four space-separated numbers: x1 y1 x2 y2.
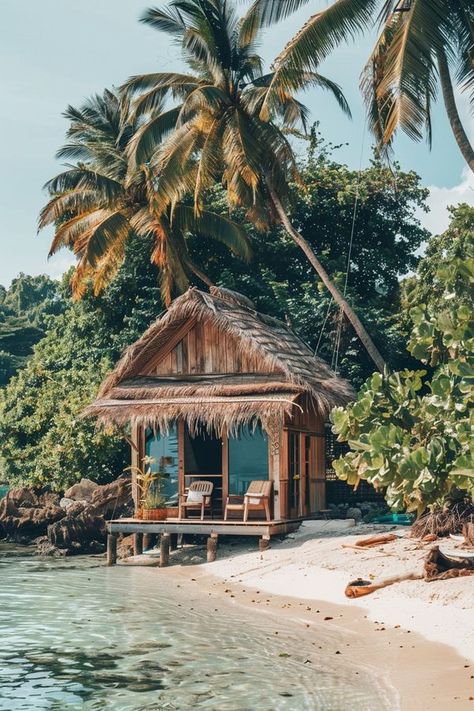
331 205 474 514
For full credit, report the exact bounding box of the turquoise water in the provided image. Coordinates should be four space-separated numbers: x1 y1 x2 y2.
0 546 396 710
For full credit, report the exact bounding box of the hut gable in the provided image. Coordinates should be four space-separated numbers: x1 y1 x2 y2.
142 317 283 377
86 287 353 434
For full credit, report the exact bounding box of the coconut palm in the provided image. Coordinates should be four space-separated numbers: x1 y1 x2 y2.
39 88 252 304
123 0 386 371
248 0 474 171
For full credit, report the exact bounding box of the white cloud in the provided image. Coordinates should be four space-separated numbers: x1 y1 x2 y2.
418 167 474 235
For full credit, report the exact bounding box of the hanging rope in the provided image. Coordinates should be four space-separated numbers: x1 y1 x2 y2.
333 119 368 374
314 298 332 355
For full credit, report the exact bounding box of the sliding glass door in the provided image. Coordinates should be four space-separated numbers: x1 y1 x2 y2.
145 424 179 507
228 425 268 496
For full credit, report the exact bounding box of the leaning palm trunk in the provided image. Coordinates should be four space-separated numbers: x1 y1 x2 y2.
268 185 386 373
437 48 474 174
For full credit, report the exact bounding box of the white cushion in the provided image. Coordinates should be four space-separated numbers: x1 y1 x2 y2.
187 489 204 503
248 497 262 505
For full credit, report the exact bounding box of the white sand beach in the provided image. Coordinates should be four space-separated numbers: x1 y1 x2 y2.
203 522 474 662
146 521 474 709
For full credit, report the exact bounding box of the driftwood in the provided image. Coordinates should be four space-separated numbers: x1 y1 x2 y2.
345 544 474 597
354 533 398 548
345 572 422 598
424 545 474 581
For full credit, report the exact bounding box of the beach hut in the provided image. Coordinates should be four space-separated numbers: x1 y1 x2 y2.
85 286 353 560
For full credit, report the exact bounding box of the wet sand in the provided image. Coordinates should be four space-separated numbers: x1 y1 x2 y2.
163 565 474 711
150 527 474 711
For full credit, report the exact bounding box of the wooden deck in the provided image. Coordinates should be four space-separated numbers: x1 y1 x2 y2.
107 517 302 538
105 516 302 566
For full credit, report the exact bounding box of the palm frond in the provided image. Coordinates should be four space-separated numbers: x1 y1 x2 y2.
376 0 445 144
173 204 253 261
127 107 181 167
38 189 101 230
44 168 124 203
274 0 378 72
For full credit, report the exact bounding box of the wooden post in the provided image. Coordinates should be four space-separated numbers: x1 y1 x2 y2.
259 535 270 552
107 534 117 566
170 533 178 551
160 533 170 567
133 532 143 556
207 533 218 562
143 533 155 551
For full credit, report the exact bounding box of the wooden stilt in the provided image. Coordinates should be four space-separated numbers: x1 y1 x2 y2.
259 535 270 552
160 533 170 567
170 533 178 551
143 533 155 551
133 532 143 556
177 533 184 548
107 533 117 566
207 533 218 562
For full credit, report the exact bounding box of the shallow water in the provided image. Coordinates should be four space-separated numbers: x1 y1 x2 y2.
0 546 396 710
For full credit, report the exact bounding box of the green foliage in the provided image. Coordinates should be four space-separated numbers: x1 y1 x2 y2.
0 237 164 491
331 205 474 513
0 274 64 386
190 139 428 386
0 141 428 490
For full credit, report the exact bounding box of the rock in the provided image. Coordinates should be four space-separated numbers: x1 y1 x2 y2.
0 499 66 541
35 536 69 557
1 477 133 555
64 478 99 502
89 478 133 519
346 507 362 521
47 505 106 550
117 534 135 559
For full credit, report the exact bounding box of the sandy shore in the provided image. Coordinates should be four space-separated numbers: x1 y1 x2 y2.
156 521 474 710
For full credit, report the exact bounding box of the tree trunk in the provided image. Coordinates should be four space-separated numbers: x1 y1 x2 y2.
268 186 386 372
437 48 474 173
187 260 214 288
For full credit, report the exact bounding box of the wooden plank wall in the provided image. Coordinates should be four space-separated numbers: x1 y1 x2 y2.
280 395 327 517
143 318 280 376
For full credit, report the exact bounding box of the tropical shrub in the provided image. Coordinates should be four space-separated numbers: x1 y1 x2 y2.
331 205 474 514
0 274 64 386
0 237 164 491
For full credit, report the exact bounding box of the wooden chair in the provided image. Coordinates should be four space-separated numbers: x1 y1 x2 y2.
178 480 214 520
224 480 272 522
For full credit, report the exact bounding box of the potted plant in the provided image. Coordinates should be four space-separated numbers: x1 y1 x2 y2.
125 456 167 520
142 486 167 521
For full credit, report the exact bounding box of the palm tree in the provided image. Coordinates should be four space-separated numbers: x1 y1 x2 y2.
123 0 386 371
39 88 252 305
248 0 474 171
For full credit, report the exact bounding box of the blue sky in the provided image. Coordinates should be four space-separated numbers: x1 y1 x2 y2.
1 0 473 287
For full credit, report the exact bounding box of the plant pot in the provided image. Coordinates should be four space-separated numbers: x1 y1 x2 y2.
135 508 144 520
143 508 167 521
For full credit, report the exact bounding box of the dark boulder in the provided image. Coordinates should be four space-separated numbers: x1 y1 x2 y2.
0 488 65 541
47 503 106 554
89 477 133 519
1 478 133 555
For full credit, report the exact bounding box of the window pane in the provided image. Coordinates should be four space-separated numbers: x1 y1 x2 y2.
145 424 179 506
228 425 268 496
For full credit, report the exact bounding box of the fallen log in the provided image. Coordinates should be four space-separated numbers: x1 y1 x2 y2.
424 545 474 581
345 572 422 598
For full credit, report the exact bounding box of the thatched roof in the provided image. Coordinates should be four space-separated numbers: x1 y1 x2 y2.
85 286 353 434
